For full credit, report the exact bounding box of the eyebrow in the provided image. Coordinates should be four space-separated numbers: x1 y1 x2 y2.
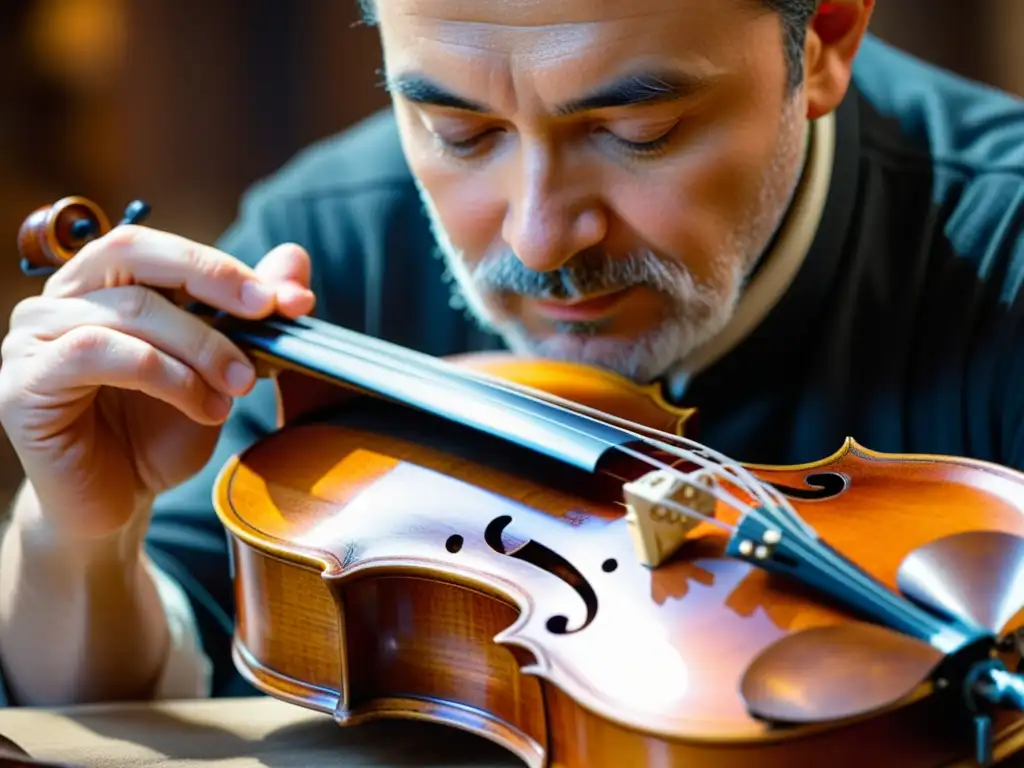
387 69 710 116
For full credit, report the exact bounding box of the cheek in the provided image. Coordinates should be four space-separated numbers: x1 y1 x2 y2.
400 146 508 270
608 119 784 284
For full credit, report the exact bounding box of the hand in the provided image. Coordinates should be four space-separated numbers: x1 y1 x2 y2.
0 224 316 540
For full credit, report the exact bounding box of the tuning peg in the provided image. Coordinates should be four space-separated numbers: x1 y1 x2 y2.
119 199 151 226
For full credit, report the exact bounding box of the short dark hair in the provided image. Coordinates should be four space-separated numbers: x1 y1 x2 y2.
357 0 819 92
761 0 820 90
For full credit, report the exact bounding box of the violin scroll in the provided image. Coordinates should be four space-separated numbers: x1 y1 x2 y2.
17 196 150 277
17 196 110 275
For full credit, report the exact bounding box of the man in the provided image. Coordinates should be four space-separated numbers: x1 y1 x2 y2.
0 0 1020 707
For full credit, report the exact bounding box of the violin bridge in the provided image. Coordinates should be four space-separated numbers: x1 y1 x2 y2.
622 469 717 568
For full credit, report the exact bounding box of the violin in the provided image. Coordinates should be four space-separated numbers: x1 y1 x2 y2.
18 196 1024 768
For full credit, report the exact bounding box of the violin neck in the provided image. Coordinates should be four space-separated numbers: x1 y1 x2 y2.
216 312 643 475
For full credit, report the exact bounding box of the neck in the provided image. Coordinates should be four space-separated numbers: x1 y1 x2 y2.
661 108 836 401
740 117 814 288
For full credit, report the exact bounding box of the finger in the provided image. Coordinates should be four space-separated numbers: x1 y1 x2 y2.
254 243 316 319
255 243 311 287
8 288 256 397
42 225 277 319
34 325 233 426
274 281 317 319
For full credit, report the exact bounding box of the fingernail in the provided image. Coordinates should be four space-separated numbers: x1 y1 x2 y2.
205 391 233 421
224 360 255 394
241 280 275 311
277 282 316 307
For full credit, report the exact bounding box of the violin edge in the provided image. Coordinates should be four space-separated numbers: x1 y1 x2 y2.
744 435 1024 483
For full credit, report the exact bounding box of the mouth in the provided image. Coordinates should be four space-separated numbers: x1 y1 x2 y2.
531 287 634 323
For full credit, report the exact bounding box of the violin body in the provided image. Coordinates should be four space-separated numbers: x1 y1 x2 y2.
216 362 1024 768
19 196 1024 768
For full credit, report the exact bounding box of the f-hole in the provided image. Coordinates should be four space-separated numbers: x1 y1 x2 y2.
476 514 599 635
769 472 849 501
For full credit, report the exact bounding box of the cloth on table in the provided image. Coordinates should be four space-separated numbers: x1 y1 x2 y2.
0 696 524 767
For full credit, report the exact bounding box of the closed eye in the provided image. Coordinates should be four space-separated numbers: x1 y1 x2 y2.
432 127 505 158
430 122 678 160
603 130 673 156
598 123 677 157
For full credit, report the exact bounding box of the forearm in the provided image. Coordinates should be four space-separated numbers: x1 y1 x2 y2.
0 481 170 706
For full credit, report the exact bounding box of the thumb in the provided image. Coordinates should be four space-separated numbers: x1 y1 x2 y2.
255 243 316 318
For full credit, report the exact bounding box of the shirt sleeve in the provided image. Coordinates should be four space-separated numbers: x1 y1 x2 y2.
142 183 302 698
145 557 213 698
1000 225 1024 471
980 179 1024 471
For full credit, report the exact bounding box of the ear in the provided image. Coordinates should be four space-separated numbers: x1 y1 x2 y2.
803 1 875 120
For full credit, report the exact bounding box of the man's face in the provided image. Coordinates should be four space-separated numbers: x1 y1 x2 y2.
377 0 810 383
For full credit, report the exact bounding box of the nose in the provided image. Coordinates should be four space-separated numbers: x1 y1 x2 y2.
501 146 607 273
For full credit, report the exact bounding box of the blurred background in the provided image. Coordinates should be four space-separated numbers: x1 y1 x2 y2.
0 0 1019 512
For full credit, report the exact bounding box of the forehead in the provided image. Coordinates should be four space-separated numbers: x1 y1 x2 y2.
375 0 777 105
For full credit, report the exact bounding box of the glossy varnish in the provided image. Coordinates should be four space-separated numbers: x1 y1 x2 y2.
217 383 1024 767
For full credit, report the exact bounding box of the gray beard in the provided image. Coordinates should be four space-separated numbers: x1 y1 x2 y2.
414 94 808 384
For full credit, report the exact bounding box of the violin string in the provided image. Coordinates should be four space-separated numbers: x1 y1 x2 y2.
273 319 932 623
431 351 819 546
280 316 897 585
260 318 933 634
403 361 792 510
253 346 737 535
293 316 802 519
321 323 945 637
276 324 937 633
261 317 772 527
283 316 790 522
245 327 737 532
249 317 933 635
457 374 813 535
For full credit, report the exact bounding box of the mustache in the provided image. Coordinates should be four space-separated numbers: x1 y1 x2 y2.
470 248 686 300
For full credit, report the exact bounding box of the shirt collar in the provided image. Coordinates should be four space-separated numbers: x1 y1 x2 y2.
663 88 862 400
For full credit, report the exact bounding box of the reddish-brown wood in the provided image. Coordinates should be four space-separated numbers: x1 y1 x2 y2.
18 196 1024 767
213 401 1024 768
445 351 699 438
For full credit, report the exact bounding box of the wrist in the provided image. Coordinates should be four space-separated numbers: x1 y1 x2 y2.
0 483 171 704
6 482 154 588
